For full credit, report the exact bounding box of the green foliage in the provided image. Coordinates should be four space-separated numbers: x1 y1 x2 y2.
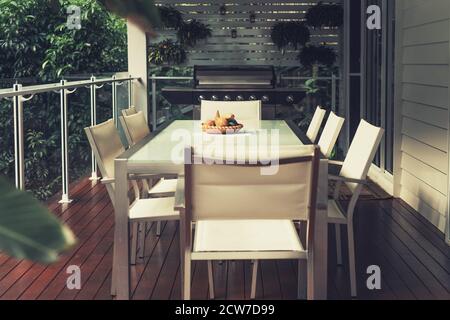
0 0 127 200
0 176 76 263
305 2 344 29
177 19 212 47
149 7 211 66
299 45 337 68
270 22 310 50
148 39 186 65
158 6 183 30
41 0 127 80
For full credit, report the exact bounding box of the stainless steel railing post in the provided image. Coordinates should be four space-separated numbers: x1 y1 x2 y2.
151 74 157 131
59 79 73 204
89 76 99 181
112 75 118 127
13 84 25 191
128 75 133 107
332 74 337 113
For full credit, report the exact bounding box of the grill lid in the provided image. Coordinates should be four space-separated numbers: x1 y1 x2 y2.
194 65 275 89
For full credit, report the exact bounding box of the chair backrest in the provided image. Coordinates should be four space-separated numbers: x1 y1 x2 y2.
306 107 327 143
121 105 137 117
84 119 125 203
85 119 124 180
200 100 261 122
317 112 345 158
119 111 150 146
340 120 384 193
185 145 320 223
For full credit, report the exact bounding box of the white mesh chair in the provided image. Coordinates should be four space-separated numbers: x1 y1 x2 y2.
119 111 177 197
119 111 177 242
327 120 384 297
200 100 261 122
179 145 320 300
84 119 179 296
317 112 345 158
306 106 327 143
121 105 137 117
120 111 150 146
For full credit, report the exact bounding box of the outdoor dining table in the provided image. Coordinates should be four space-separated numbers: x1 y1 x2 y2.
113 120 328 300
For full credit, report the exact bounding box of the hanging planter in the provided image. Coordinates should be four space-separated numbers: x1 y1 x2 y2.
148 39 187 65
299 45 337 69
158 6 184 30
305 2 344 29
271 22 310 51
177 19 212 47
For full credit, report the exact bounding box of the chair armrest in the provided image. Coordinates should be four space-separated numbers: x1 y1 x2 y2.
129 173 160 180
328 175 368 185
174 176 185 212
101 177 115 185
328 160 344 166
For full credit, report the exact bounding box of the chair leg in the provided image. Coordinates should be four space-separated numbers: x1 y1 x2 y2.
111 236 117 296
130 222 138 265
335 224 343 265
250 260 258 299
297 259 307 300
156 221 162 237
207 261 215 299
347 223 357 297
138 223 146 259
183 257 191 300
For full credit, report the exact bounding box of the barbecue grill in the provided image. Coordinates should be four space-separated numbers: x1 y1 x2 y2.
161 65 306 119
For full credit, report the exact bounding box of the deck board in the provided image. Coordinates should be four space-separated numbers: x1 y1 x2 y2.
0 177 448 300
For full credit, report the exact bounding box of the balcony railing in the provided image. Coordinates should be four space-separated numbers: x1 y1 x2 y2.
149 74 341 131
0 74 139 203
0 73 339 204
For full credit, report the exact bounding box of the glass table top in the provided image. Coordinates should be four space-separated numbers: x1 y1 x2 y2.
128 120 306 164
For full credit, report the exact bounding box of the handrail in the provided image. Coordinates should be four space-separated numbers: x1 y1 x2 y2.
0 76 139 99
150 75 193 80
1 73 139 204
280 75 340 80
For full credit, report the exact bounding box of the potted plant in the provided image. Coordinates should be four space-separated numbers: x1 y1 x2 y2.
149 39 187 65
158 6 184 30
305 2 344 29
271 21 310 51
299 44 337 77
177 19 212 47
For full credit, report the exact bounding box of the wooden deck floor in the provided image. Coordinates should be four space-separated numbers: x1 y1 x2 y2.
0 177 448 300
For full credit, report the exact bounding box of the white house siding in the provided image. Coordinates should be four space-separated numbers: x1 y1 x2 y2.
396 0 449 232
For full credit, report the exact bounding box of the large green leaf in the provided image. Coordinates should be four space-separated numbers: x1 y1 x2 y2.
0 177 76 264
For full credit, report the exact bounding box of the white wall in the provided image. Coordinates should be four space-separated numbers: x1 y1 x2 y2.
395 0 449 233
127 21 149 120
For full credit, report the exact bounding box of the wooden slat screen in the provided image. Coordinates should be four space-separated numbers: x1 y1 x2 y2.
153 0 342 66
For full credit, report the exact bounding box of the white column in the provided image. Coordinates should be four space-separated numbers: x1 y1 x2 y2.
127 21 149 121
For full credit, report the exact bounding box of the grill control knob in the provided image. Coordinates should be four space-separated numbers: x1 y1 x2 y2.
198 95 205 102
224 95 232 101
286 95 294 104
249 95 257 101
211 95 219 101
261 95 270 103
236 95 244 101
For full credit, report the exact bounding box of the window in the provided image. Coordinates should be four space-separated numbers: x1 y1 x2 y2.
361 0 395 174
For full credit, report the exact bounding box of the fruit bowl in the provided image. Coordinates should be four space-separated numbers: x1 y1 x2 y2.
202 110 244 134
201 123 244 135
